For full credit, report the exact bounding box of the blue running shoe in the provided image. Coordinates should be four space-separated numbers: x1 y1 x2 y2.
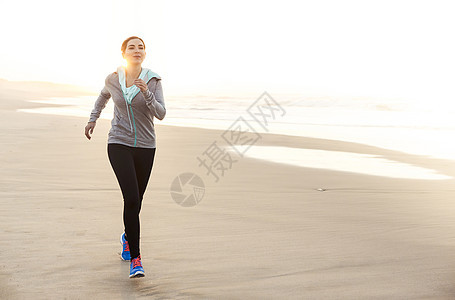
120 233 131 261
129 255 145 278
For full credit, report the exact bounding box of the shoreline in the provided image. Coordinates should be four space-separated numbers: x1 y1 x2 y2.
9 88 455 162
13 103 455 181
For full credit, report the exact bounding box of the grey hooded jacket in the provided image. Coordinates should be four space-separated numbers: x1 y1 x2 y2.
88 69 166 148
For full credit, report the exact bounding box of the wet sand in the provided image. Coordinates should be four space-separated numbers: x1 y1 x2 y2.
2 87 455 299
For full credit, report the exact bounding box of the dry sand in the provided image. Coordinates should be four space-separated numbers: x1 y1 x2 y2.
2 83 455 299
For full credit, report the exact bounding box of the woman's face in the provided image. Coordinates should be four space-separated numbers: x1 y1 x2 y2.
123 39 146 66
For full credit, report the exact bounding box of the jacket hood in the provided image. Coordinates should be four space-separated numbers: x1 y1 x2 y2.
116 66 161 104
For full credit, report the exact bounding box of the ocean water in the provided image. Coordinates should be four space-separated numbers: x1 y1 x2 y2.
18 93 455 180
229 146 451 180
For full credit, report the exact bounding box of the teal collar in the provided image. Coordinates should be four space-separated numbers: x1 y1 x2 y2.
117 66 161 104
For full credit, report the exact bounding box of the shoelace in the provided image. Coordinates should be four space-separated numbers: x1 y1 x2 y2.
132 256 142 268
123 241 130 252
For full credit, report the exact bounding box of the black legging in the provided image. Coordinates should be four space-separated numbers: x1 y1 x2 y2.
107 143 156 260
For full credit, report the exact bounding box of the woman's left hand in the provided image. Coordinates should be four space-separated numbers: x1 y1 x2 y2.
134 79 149 93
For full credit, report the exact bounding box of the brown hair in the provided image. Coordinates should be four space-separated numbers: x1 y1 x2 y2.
121 36 146 54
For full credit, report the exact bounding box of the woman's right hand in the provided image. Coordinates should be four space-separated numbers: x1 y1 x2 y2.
85 122 96 140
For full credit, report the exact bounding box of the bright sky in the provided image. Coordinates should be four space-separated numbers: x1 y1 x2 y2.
1 0 455 100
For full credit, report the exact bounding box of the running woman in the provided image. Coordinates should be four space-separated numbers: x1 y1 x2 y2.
84 36 166 278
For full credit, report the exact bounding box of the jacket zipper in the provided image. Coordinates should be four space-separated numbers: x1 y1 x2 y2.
122 89 138 148
121 74 155 148
129 104 137 147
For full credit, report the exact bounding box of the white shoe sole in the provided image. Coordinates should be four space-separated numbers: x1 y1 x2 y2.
129 271 145 278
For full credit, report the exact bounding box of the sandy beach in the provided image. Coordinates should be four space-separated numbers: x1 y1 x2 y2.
2 84 455 299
